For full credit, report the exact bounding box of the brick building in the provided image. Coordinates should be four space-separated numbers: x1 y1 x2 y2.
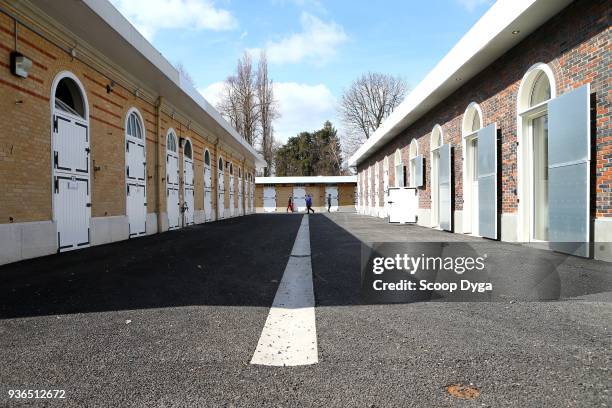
255 176 357 213
349 0 611 261
0 0 264 265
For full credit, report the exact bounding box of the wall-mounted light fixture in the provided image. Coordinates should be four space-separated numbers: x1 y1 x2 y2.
106 81 115 94
10 51 32 78
512 30 520 35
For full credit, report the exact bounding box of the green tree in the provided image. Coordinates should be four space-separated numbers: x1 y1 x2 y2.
274 121 343 176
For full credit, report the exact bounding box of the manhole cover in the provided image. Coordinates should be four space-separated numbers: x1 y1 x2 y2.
446 383 480 399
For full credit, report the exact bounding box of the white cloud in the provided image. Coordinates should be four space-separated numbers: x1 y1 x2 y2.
110 0 237 40
456 0 494 12
199 81 337 143
273 82 337 142
253 12 347 65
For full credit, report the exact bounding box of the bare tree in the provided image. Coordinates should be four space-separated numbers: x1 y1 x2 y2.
216 52 260 145
257 51 278 176
339 72 407 156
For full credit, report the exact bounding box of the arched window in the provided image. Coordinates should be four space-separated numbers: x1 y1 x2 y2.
218 157 224 171
126 110 143 139
409 139 418 187
55 76 86 118
167 131 177 153
517 63 556 242
462 102 482 136
204 149 210 166
431 125 443 150
238 167 242 178
184 139 192 159
394 149 403 187
229 162 233 175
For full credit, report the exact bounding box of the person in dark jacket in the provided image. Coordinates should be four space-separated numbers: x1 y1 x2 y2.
287 196 293 212
327 193 332 212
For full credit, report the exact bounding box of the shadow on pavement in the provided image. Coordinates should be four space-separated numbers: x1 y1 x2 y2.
309 213 612 306
0 214 303 319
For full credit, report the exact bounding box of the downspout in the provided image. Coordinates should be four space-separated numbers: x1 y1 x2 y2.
155 96 164 231
213 138 220 221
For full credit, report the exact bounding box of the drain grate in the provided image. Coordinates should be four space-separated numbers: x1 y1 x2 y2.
446 383 481 399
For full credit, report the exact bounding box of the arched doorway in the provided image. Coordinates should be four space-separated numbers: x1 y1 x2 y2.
217 157 225 219
462 102 483 235
237 167 244 216
228 162 235 216
51 71 91 251
182 139 194 226
166 129 180 229
430 125 443 227
203 149 212 221
125 108 146 237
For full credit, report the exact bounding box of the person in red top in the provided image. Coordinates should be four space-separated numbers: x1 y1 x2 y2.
287 196 293 212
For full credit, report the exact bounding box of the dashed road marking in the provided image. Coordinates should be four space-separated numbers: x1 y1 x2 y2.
250 215 318 366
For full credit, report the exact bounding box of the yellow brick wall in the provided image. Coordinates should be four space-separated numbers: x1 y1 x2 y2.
0 8 255 225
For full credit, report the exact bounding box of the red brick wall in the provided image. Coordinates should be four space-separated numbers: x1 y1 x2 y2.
358 0 610 217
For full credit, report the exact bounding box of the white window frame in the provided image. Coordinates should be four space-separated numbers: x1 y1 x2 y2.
430 124 444 228
394 149 403 187
516 63 556 243
409 139 419 187
461 102 483 235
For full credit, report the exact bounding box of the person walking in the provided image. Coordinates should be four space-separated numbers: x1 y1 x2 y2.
327 193 332 212
287 196 293 212
306 194 315 214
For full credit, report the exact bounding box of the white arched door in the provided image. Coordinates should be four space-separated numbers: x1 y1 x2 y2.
183 139 194 226
52 72 91 251
238 167 244 216
203 150 212 221
218 157 225 219
228 162 235 216
125 109 146 237
166 130 180 229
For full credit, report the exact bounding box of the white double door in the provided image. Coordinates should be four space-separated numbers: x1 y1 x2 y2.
229 174 235 216
218 170 225 218
325 186 339 212
237 176 243 216
183 155 194 226
264 186 276 212
166 150 180 229
293 187 307 212
52 112 91 251
126 135 146 237
204 164 213 221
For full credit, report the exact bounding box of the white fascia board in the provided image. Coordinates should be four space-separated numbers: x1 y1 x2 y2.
82 0 263 164
348 0 573 167
256 176 357 185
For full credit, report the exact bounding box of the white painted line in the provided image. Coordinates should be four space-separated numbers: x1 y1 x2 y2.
250 215 318 366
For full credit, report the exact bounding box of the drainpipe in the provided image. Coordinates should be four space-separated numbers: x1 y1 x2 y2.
155 96 164 232
213 138 220 221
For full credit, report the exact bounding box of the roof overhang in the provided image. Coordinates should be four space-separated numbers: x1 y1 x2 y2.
31 0 264 166
256 176 357 185
348 0 573 167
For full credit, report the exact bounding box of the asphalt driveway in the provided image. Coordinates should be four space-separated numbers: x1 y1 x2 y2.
0 213 610 407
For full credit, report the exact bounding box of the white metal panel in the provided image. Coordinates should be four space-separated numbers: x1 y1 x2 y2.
387 187 418 224
325 186 339 212
184 187 194 225
438 143 452 231
204 165 212 221
166 153 179 186
263 186 276 212
126 141 145 182
412 155 424 187
54 176 90 250
548 84 590 257
229 174 235 216
218 170 225 218
127 183 146 236
167 187 180 229
293 187 307 212
478 123 498 239
238 177 243 216
54 116 89 174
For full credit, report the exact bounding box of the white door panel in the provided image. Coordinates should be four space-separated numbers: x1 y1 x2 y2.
325 186 339 212
127 183 146 236
54 116 89 174
293 187 306 212
55 176 90 250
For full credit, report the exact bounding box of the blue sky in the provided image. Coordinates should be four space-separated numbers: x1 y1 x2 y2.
110 0 494 143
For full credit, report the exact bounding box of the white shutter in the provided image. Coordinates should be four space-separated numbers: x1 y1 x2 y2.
438 144 452 231
548 84 591 257
478 123 498 239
